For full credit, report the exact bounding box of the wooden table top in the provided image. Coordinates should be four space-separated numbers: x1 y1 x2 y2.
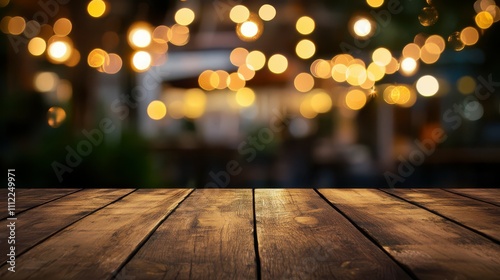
0 188 499 279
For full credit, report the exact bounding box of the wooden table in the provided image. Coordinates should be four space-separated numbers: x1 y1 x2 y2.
0 188 499 279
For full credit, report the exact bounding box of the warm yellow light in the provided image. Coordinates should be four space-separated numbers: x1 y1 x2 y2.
214 70 229 90
227 72 246 91
390 86 411 105
402 43 421 60
300 95 317 119
175 8 195 26
475 11 494 29
416 75 439 97
311 59 331 79
53 18 72 36
132 51 152 72
87 48 108 68
294 72 314 93
199 70 215 91
366 0 384 8
102 53 123 74
353 18 372 37
372 47 392 66
367 62 385 81
131 29 151 48
267 54 288 74
418 6 438 26
457 76 476 94
400 57 417 75
295 39 316 59
385 57 399 74
259 4 276 21
47 40 71 63
0 16 12 34
345 89 367 110
168 24 190 46
153 25 169 43
34 72 58 92
296 16 315 35
8 16 25 35
230 5 250 23
65 49 80 67
246 50 266 71
0 0 9 8
460 26 480 46
425 35 446 53
238 64 256 81
87 0 106 18
147 100 167 120
346 64 367 86
28 37 46 56
230 47 248 67
47 107 66 128
168 100 184 119
420 43 440 64
235 87 256 107
240 21 258 37
310 91 332 113
331 64 348 82
183 88 206 119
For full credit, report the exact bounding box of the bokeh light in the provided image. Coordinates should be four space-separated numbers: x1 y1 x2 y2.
34 72 59 92
147 100 167 120
8 16 25 35
259 4 276 21
131 51 152 72
28 37 46 56
460 26 480 46
175 8 195 26
296 16 315 35
400 57 418 76
353 18 372 37
267 54 288 74
246 50 266 71
128 23 152 48
448 31 465 51
475 11 494 29
87 0 106 18
416 75 439 97
366 0 384 8
236 15 263 42
294 72 314 92
230 5 250 23
418 6 439 26
235 87 256 107
295 39 316 59
54 18 72 36
345 89 367 110
47 107 66 128
230 47 248 67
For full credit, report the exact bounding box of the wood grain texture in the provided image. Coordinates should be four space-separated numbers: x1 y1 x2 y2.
255 189 411 280
0 189 134 264
387 188 500 242
119 189 256 279
0 188 81 219
446 188 500 206
319 189 500 280
0 189 192 280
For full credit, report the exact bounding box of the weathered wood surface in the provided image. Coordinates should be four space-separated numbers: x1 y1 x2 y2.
386 188 500 242
445 188 500 207
255 189 411 279
0 188 81 220
1 188 499 279
0 189 134 264
120 189 256 279
0 189 192 280
319 189 500 280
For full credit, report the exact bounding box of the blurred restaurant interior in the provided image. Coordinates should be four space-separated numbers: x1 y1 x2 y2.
1 0 500 188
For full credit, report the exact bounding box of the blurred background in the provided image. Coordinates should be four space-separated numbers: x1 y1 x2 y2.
1 0 500 188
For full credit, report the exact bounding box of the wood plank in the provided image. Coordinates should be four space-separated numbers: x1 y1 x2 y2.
386 188 500 242
0 189 135 264
0 188 81 219
445 189 500 206
119 189 256 279
255 189 411 279
0 189 192 280
319 189 500 280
